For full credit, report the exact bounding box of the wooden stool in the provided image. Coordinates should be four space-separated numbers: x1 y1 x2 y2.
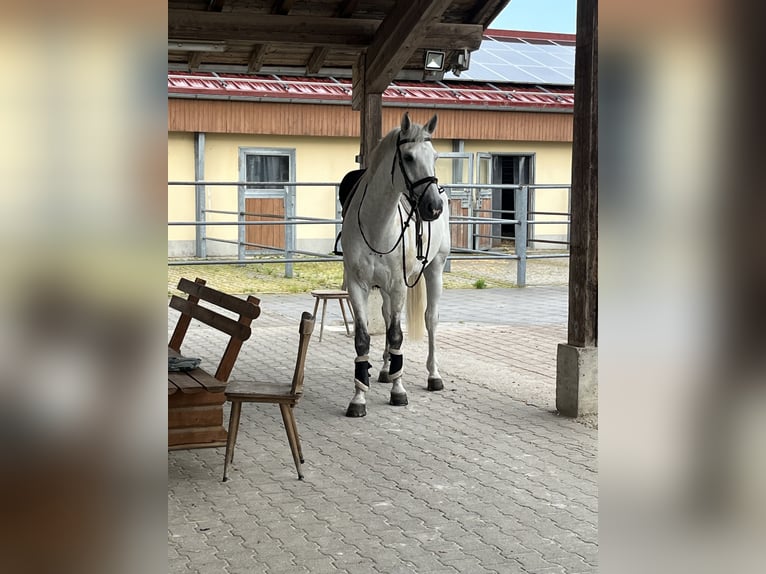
310 289 354 341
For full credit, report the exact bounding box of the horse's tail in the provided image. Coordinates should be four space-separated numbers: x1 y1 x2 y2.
406 279 427 341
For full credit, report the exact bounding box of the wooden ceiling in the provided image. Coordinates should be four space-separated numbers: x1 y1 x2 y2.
168 0 510 82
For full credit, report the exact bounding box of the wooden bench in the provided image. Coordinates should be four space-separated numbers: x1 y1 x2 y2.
168 278 261 450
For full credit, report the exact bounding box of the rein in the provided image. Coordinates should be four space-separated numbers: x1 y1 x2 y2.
357 133 444 288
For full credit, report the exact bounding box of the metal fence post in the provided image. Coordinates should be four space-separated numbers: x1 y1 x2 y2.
237 186 245 262
284 186 295 278
194 133 207 258
515 185 528 287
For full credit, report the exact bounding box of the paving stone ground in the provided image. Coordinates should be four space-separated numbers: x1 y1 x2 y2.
168 285 597 573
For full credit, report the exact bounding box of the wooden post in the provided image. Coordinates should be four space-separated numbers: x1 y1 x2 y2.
352 53 382 169
360 93 382 169
556 0 598 417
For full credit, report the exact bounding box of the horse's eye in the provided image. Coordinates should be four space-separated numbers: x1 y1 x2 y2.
403 153 414 162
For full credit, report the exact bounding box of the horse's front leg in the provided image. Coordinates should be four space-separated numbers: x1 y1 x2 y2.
386 290 408 406
425 261 445 391
346 284 372 417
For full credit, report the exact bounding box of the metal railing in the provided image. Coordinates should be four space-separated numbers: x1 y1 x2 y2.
168 180 570 286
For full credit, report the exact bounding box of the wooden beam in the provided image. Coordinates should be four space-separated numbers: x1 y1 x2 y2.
247 45 267 73
351 54 364 111
359 93 382 169
271 0 295 15
335 0 360 18
466 0 510 25
365 0 454 93
567 0 598 347
168 10 482 50
189 52 203 71
304 0 359 75
306 47 329 75
170 10 373 46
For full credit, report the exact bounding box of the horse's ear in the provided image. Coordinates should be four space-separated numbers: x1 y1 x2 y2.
401 112 411 133
424 114 438 135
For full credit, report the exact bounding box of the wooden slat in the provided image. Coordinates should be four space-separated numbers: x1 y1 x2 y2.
169 405 223 429
169 389 226 408
169 278 205 352
169 371 205 394
169 381 178 395
168 100 574 142
168 440 227 451
169 296 252 341
176 278 261 318
169 426 227 447
184 368 227 393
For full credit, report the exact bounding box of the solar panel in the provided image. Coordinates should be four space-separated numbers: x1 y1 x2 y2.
444 37 575 86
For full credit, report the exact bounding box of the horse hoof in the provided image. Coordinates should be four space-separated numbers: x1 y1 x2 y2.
345 403 367 417
377 369 389 383
427 378 444 391
389 393 408 406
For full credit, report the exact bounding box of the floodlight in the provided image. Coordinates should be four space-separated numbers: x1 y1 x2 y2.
424 50 446 71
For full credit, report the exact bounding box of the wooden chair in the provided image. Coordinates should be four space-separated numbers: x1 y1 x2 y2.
310 289 354 341
222 312 315 481
168 277 261 449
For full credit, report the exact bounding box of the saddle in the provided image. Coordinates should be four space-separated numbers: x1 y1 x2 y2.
334 169 366 255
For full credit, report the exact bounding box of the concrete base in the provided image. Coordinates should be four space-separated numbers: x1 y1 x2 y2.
556 343 598 417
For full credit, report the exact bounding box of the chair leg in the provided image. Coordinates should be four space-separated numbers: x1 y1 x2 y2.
288 405 304 464
312 296 320 322
319 298 328 342
279 403 303 480
223 401 242 482
338 298 351 336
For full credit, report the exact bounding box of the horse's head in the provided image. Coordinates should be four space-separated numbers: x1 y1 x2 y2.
395 112 444 222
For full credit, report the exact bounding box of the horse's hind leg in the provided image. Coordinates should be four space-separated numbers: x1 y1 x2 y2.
425 261 445 391
346 284 371 417
378 291 391 383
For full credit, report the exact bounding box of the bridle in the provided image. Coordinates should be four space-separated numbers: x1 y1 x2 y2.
357 132 445 288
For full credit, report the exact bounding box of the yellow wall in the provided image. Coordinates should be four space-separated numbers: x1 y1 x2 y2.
167 132 195 244
203 133 360 251
465 140 571 242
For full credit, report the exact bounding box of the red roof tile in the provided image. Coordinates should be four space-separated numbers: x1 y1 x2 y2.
168 73 573 112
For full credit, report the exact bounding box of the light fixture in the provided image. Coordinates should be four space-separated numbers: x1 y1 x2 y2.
451 49 471 76
169 40 226 52
424 50 446 72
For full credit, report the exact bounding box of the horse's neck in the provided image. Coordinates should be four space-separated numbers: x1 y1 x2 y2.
362 148 404 223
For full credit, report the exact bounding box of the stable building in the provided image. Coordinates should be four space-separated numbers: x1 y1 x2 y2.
168 29 575 258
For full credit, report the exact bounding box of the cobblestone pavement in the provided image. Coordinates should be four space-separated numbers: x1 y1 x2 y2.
168 286 597 573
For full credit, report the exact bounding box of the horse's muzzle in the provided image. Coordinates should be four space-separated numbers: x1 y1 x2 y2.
420 207 442 222
418 196 444 221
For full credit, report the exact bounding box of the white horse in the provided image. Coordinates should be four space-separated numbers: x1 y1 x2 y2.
341 112 450 417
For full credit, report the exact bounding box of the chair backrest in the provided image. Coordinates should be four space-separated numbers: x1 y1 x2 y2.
290 312 315 395
168 277 261 382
